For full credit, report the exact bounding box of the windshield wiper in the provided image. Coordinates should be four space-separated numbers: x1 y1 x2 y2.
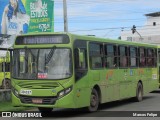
45 46 56 65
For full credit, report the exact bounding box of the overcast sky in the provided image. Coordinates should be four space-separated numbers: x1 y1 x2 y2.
54 0 160 39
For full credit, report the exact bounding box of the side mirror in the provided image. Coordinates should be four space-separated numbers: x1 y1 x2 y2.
79 50 84 65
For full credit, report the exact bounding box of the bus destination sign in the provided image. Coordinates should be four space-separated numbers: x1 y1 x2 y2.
15 35 69 45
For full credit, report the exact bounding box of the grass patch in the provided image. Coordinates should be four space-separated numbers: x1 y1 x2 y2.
0 102 34 112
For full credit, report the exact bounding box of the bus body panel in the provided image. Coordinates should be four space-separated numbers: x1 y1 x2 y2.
11 33 159 110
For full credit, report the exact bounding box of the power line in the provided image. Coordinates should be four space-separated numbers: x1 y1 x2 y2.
66 24 160 32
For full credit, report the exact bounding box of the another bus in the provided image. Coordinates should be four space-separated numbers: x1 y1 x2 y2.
0 52 11 89
0 34 15 89
11 33 159 112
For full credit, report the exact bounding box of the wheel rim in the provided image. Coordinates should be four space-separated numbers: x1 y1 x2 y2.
91 93 97 107
138 87 142 100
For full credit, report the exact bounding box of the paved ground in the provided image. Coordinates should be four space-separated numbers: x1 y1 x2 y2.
1 89 160 120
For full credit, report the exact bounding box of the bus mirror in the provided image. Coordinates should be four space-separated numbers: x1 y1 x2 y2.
79 51 84 65
75 48 84 68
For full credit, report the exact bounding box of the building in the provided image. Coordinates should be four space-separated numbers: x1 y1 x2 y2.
121 12 160 44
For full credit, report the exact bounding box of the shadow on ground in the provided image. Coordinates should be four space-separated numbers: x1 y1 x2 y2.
40 95 155 118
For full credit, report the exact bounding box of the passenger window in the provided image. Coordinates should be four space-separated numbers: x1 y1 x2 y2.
105 44 118 68
130 47 138 67
139 48 146 67
146 49 154 67
119 46 128 67
89 43 103 69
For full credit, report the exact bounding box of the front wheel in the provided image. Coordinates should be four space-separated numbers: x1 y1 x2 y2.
87 88 99 112
135 82 143 102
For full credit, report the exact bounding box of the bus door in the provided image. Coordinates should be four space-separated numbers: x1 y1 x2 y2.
74 40 90 108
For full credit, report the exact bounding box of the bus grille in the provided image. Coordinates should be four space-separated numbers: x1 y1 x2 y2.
19 96 57 104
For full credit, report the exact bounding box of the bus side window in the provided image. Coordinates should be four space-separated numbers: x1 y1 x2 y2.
2 62 5 72
119 46 128 68
129 47 138 67
146 48 154 67
105 44 118 68
2 62 10 72
154 49 157 67
5 62 10 72
0 63 2 72
89 43 103 69
139 48 146 67
74 40 88 81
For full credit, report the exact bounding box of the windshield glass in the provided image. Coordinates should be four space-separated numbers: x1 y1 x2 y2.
12 48 72 80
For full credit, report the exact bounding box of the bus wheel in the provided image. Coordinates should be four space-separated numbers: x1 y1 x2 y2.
87 88 99 112
38 107 53 113
2 79 11 89
135 82 143 102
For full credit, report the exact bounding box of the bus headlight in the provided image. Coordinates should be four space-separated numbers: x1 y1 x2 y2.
12 87 19 98
58 86 72 98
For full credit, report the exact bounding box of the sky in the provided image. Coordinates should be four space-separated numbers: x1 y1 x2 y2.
54 0 160 39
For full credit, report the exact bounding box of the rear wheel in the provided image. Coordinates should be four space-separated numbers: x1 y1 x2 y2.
135 82 143 102
38 107 53 113
87 88 99 112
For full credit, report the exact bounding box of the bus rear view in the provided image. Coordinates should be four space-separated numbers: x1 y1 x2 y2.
11 34 74 112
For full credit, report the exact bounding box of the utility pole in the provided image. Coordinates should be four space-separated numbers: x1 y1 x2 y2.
63 0 68 32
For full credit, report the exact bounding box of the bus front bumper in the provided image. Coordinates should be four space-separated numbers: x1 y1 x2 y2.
11 91 76 109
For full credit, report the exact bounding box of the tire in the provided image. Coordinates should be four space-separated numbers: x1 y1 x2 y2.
5 91 11 101
87 88 99 112
2 79 11 89
135 82 143 102
38 107 53 113
0 92 5 101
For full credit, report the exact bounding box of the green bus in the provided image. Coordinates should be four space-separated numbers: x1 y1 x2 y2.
0 34 15 89
0 50 11 89
11 33 159 112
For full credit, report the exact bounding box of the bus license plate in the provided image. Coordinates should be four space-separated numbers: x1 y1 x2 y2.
32 99 42 104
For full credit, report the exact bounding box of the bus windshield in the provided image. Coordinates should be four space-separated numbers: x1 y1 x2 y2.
12 48 72 80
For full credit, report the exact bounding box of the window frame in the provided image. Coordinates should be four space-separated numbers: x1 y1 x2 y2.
139 47 147 68
89 42 104 70
129 46 138 68
73 40 88 81
118 45 129 68
104 43 118 69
